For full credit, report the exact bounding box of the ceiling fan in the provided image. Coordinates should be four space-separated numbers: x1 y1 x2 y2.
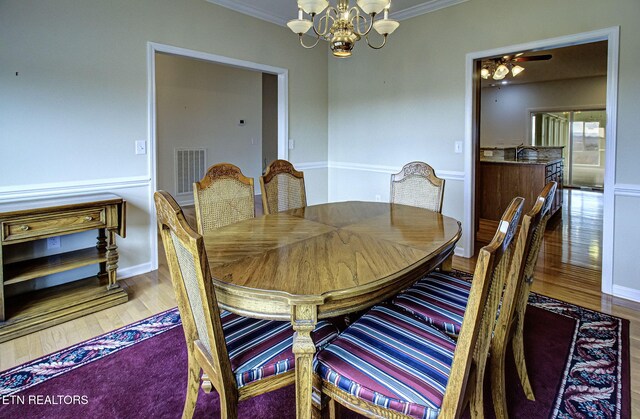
481 53 552 80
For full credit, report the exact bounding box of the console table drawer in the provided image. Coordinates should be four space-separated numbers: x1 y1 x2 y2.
2 208 106 243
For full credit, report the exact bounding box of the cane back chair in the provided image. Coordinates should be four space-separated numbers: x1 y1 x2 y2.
193 163 255 234
259 159 307 215
154 191 338 418
391 183 557 418
391 161 445 213
316 197 524 418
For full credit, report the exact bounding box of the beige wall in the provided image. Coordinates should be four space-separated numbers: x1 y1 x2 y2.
0 0 329 276
327 0 640 292
156 53 262 202
480 76 607 147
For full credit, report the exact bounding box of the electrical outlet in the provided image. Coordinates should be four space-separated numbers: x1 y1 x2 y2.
135 140 146 155
47 236 61 249
288 139 295 150
375 194 381 202
454 141 463 154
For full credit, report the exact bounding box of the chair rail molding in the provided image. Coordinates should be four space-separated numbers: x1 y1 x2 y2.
328 161 465 181
464 27 620 296
0 176 150 202
614 183 640 197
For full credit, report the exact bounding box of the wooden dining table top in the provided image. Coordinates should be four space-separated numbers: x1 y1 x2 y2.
203 201 462 320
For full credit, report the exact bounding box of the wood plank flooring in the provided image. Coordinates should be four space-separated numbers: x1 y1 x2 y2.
0 191 637 416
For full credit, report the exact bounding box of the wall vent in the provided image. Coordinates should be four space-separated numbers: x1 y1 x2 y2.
175 148 207 195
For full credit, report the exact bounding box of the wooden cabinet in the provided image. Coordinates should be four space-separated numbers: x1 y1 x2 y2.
0 193 128 342
479 160 563 222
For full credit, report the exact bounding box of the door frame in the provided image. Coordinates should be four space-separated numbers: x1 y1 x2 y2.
463 27 619 295
146 42 289 270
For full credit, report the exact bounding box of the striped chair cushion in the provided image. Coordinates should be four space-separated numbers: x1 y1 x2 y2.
221 311 338 388
392 272 471 336
316 305 456 419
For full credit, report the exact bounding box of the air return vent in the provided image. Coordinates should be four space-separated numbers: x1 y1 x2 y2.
175 148 206 195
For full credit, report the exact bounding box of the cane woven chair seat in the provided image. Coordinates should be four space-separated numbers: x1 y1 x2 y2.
260 160 307 214
194 163 255 234
318 197 524 418
391 162 445 213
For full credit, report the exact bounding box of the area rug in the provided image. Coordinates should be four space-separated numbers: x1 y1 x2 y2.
0 292 630 418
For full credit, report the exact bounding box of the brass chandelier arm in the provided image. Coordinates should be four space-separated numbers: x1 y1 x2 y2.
365 33 388 50
311 9 334 39
352 12 375 37
299 34 321 49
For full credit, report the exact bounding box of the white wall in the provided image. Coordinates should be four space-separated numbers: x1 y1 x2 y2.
156 53 262 202
480 76 606 147
327 0 640 294
0 0 329 280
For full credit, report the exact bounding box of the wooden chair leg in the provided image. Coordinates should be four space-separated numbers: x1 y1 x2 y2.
512 317 535 401
328 398 339 419
182 353 201 419
468 364 485 419
490 341 509 419
219 387 238 419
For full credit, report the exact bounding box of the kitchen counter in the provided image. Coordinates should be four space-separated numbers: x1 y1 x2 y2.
480 157 564 165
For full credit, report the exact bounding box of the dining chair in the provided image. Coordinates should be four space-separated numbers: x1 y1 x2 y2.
490 181 557 419
259 159 307 215
390 182 557 418
154 190 338 419
316 197 524 418
193 163 255 234
391 161 445 213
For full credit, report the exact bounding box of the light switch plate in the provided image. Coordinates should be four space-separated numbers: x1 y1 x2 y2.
135 140 147 155
454 141 463 154
47 236 61 249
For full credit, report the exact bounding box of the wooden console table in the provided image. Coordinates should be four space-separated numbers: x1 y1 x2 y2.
0 193 128 342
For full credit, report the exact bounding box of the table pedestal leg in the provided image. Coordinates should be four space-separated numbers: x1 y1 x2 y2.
292 304 318 419
441 252 454 272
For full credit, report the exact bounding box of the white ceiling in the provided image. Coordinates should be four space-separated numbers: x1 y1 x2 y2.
205 0 468 26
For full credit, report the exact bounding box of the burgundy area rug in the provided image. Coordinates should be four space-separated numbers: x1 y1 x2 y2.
0 293 630 419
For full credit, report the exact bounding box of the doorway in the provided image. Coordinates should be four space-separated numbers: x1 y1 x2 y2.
146 43 290 271
463 27 619 295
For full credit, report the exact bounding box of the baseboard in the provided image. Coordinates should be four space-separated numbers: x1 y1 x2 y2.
118 262 153 280
612 284 640 303
454 246 465 257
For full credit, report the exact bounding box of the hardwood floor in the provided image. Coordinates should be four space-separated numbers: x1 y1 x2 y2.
0 191 637 416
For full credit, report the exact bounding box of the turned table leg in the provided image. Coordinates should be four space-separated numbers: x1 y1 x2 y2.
106 228 119 290
96 228 108 285
292 304 318 419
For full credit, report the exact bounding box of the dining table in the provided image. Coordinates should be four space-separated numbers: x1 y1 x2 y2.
202 201 462 418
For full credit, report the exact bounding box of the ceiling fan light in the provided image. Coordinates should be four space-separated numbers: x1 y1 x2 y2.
493 64 509 80
373 19 399 35
480 67 490 79
511 65 525 77
297 0 328 15
287 18 313 34
357 0 389 15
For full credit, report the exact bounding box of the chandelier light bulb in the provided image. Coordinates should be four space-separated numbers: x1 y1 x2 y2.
297 0 329 15
480 67 490 79
493 64 509 80
511 65 525 77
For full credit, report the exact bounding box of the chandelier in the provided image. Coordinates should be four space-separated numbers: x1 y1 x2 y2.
481 58 525 81
287 0 400 58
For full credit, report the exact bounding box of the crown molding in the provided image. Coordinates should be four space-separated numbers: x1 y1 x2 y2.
205 0 289 26
206 0 468 27
390 0 469 21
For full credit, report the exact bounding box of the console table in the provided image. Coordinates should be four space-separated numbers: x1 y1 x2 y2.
0 193 128 342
